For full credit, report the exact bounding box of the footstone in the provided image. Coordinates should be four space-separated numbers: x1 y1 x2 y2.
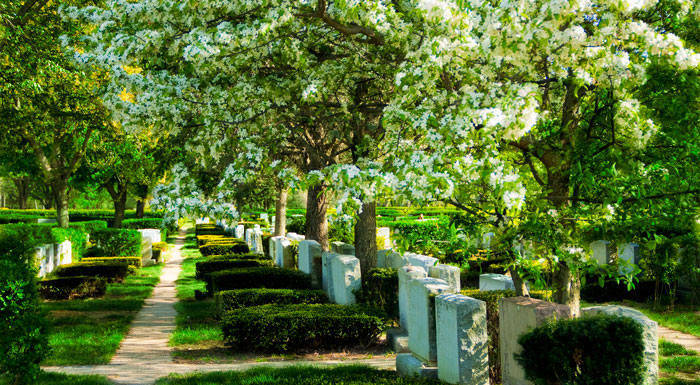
331 255 362 305
499 297 573 385
429 264 461 293
398 265 428 330
436 294 489 384
396 354 438 379
322 252 340 299
582 305 658 385
408 277 451 364
298 240 322 284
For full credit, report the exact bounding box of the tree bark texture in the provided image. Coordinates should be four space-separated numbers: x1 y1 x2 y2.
105 179 128 228
12 177 30 210
508 266 530 297
274 186 288 237
305 184 329 251
52 178 69 228
552 261 581 317
354 201 377 276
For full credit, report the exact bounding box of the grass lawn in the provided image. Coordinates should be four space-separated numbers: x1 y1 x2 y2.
41 260 164 365
0 372 111 385
605 300 700 338
155 365 440 385
660 339 700 384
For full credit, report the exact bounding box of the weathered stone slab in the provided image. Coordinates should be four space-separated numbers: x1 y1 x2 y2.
582 305 658 385
387 328 410 353
377 249 391 268
235 224 245 239
591 240 613 265
398 265 428 330
479 273 527 292
331 255 362 305
274 237 293 268
499 297 573 385
429 264 460 293
245 228 254 246
408 277 451 364
618 242 641 274
253 229 264 255
298 240 322 283
322 251 340 299
388 252 407 269
330 241 345 254
396 353 438 379
269 236 281 259
436 294 488 384
405 253 438 272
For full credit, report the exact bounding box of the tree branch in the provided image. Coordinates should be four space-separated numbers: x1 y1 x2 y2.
296 0 384 45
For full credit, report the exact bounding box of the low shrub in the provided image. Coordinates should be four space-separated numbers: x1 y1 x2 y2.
81 257 142 267
208 253 269 260
152 242 168 262
209 267 312 293
195 224 227 236
53 262 134 282
215 288 328 316
516 314 645 385
38 276 106 300
354 268 399 319
286 216 306 234
221 304 387 352
200 242 250 256
91 228 142 257
69 220 108 237
197 259 275 293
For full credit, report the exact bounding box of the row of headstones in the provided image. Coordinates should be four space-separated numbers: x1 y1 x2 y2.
36 240 72 278
137 229 162 266
214 220 267 255
396 264 659 384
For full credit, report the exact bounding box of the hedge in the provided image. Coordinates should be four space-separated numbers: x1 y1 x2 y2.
91 228 142 257
354 268 399 319
38 276 106 300
81 257 142 267
197 259 275 293
516 314 645 385
69 220 108 237
122 218 167 240
200 242 250 256
209 267 312 293
215 288 328 316
53 262 134 282
221 304 387 352
0 224 50 384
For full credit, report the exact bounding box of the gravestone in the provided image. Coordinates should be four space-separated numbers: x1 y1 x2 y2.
479 273 514 291
482 232 495 249
245 228 254 246
36 246 47 277
499 297 573 385
331 255 362 305
429 264 461 293
235 224 245 240
388 252 406 269
591 240 613 265
274 237 293 268
405 253 438 272
436 294 489 384
269 236 281 259
377 227 392 249
396 353 438 379
59 240 72 265
583 305 658 385
37 218 57 224
398 265 428 330
44 244 55 273
330 241 345 254
377 249 392 268
321 252 340 299
298 240 322 284
253 229 264 254
339 243 355 256
408 277 451 365
618 242 641 275
136 231 153 266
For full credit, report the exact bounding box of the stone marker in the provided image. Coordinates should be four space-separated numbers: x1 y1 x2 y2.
591 240 613 265
44 244 55 273
330 241 345 254
260 213 269 222
135 231 153 266
499 297 573 385
479 273 530 292
253 229 264 254
408 277 451 365
36 246 46 277
37 218 57 224
618 242 641 274
398 265 428 330
388 252 406 269
429 264 461 293
235 224 245 239
377 249 392 268
274 237 293 268
269 236 281 259
582 305 658 385
322 251 340 299
377 227 392 249
396 353 438 379
331 255 362 305
245 228 254 246
405 253 439 271
59 240 72 265
339 243 355 256
436 294 488 384
298 240 322 282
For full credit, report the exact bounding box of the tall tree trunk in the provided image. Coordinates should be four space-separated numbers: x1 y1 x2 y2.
508 266 530 297
274 186 288 237
12 177 30 210
135 200 146 218
552 261 581 317
52 178 70 228
355 201 377 276
105 180 128 228
305 184 329 251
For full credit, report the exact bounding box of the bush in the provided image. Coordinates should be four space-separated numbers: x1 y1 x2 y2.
209 267 312 293
81 257 142 267
516 314 645 385
200 242 250 256
38 276 107 300
51 226 89 261
0 224 50 384
215 288 328 315
354 268 399 319
91 228 142 257
195 224 227 236
152 242 168 263
221 304 387 352
53 262 134 282
69 220 108 236
287 216 306 234
197 258 275 293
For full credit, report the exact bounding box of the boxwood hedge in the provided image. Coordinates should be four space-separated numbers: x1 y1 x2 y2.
209 267 312 293
38 276 106 300
215 288 328 316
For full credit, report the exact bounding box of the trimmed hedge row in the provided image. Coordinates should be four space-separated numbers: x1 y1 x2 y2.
91 228 142 257
209 267 312 293
215 288 328 316
81 257 142 267
221 304 387 352
38 276 106 300
200 242 250 256
54 262 135 282
354 268 399 319
196 258 275 280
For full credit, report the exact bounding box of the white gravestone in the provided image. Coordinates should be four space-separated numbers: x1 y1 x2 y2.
429 264 461 293
322 252 340 299
44 244 55 274
136 231 153 266
331 255 362 305
269 236 282 259
253 229 264 254
405 253 438 272
408 277 451 365
298 240 322 281
398 265 428 330
436 294 489 385
591 240 613 265
36 247 47 277
274 237 293 268
235 225 245 240
377 227 392 249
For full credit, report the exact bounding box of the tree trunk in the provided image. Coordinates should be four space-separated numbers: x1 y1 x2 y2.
12 177 30 210
105 180 128 228
552 261 581 316
52 178 70 228
305 184 329 251
508 266 530 297
135 200 146 218
274 186 288 237
355 201 377 276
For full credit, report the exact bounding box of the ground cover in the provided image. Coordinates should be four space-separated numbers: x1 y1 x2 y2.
660 339 700 384
0 372 112 385
154 365 441 385
41 257 165 365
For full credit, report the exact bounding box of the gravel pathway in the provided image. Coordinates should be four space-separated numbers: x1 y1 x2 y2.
658 325 700 354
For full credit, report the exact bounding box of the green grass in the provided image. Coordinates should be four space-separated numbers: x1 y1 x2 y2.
661 378 700 385
618 301 700 338
661 339 699 357
662 356 700 374
41 263 164 365
659 339 700 382
0 372 111 385
154 365 441 385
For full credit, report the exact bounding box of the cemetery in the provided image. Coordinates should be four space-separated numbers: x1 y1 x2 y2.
2 0 700 385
